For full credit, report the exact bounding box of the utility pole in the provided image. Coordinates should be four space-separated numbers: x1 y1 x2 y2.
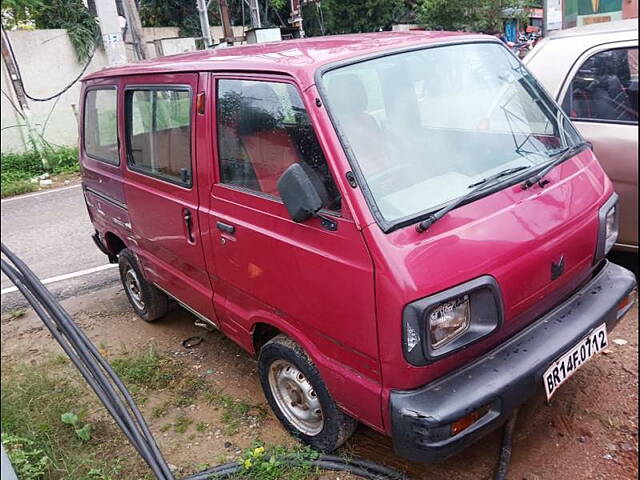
122 0 149 60
248 0 262 28
196 0 213 48
95 0 127 65
218 0 235 45
1 26 47 166
289 0 304 38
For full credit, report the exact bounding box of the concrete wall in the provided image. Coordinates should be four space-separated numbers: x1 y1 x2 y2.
1 27 199 153
1 29 109 153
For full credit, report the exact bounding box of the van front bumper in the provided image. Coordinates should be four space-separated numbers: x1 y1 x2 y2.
389 261 637 463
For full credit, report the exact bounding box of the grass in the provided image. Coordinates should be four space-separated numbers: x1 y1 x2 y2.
1 146 80 198
0 358 145 479
204 391 267 436
1 348 279 479
110 347 177 392
196 422 208 433
3 308 27 321
173 414 193 434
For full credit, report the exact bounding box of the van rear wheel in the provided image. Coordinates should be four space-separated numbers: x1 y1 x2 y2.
258 335 357 452
118 249 168 322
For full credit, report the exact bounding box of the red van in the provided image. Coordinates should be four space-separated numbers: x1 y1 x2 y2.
79 32 637 462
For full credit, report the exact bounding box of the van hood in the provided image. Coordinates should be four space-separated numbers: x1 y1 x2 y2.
364 150 613 389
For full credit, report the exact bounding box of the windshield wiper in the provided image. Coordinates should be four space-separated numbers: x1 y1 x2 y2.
521 142 589 190
416 165 531 233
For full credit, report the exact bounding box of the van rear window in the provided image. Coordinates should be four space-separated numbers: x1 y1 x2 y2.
84 88 118 164
125 88 192 187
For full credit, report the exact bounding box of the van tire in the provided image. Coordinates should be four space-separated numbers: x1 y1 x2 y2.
258 334 357 453
118 249 168 322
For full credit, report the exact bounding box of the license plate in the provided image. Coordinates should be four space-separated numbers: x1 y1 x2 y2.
543 323 608 400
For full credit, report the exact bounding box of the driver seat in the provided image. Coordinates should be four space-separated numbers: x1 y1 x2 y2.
328 74 393 176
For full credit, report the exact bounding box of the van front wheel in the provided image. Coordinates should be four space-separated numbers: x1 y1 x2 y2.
258 335 357 452
118 249 168 322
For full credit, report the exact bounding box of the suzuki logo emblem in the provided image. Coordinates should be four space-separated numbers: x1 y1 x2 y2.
551 255 565 280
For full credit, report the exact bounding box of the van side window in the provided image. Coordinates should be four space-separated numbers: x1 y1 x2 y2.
217 79 341 212
125 88 193 186
562 47 638 124
84 88 118 164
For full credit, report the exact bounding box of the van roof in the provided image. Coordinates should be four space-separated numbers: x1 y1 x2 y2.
82 31 487 87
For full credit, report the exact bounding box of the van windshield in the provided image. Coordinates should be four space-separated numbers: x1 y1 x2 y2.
321 42 582 228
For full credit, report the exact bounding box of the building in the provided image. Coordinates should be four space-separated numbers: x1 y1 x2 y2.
563 0 638 28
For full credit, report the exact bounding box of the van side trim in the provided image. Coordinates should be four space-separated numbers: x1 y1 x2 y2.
152 282 219 330
83 186 128 211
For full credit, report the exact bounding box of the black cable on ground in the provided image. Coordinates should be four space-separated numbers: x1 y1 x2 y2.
494 408 519 480
0 242 407 480
1 243 174 479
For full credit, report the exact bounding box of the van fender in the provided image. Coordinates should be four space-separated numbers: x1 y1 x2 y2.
242 313 385 433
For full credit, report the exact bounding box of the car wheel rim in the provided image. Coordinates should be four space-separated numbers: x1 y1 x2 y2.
268 359 324 436
124 267 145 311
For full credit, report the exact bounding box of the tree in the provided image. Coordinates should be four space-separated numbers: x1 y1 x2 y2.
1 0 41 29
310 0 407 35
478 0 531 33
416 0 474 31
1 0 99 62
417 0 530 33
33 0 99 61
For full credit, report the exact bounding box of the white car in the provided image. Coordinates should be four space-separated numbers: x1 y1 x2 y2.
525 19 638 252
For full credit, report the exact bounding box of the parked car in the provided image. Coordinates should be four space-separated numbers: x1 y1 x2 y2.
79 32 637 463
525 19 638 252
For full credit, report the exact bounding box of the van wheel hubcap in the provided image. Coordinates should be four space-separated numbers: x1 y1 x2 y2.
124 267 145 311
268 360 323 436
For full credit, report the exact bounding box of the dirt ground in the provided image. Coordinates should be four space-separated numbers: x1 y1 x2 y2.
1 283 637 480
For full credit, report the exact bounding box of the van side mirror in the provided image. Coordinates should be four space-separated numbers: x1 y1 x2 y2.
277 163 337 230
278 163 323 222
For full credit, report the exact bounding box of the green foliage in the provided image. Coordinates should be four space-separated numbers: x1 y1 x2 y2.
5 308 28 320
270 0 287 10
1 145 80 198
0 359 132 479
314 0 407 34
61 412 80 426
204 390 266 435
1 0 97 61
1 0 42 28
110 347 177 391
140 0 218 38
416 0 474 31
236 443 320 480
61 412 93 442
1 433 50 480
32 0 99 62
173 414 193 434
417 0 531 33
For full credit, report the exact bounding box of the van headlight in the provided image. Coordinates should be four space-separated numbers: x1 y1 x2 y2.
429 295 470 348
403 277 503 365
595 193 619 262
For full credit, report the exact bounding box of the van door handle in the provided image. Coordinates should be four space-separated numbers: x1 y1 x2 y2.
216 221 235 234
183 208 195 244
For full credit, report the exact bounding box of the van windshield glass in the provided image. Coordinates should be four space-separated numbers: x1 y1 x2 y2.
322 42 582 226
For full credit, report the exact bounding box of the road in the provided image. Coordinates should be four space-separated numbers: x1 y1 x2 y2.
1 185 119 312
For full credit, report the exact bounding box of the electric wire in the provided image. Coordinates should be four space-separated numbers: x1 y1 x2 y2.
4 30 98 102
1 88 26 119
